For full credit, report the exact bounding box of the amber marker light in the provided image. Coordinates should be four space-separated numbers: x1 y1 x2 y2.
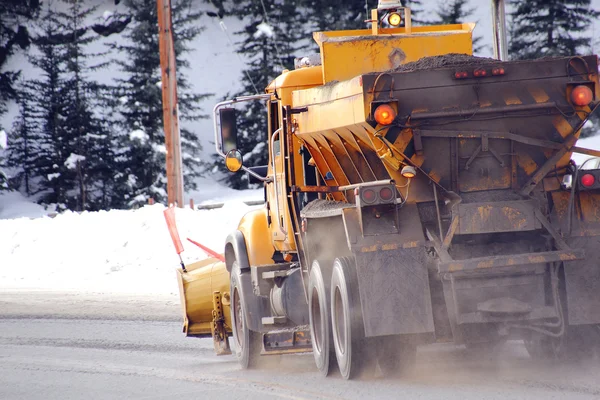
388 12 402 26
374 104 396 125
571 85 593 106
401 165 416 179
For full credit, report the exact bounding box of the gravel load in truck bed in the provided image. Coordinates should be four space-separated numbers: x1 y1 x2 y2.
389 53 498 74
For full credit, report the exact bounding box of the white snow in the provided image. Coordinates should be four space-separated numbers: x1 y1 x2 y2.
0 181 263 295
64 153 86 169
129 129 149 143
47 172 60 181
254 22 275 39
571 134 600 166
0 129 6 149
102 10 113 21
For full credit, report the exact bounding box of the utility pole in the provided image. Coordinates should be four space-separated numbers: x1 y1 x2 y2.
157 0 184 207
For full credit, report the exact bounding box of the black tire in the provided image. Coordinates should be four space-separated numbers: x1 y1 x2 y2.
308 259 336 376
330 257 370 380
230 262 262 369
376 335 417 378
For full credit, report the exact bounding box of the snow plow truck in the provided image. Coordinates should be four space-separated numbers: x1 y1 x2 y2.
175 0 600 379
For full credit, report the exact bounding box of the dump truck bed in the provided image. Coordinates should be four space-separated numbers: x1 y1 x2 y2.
293 55 599 201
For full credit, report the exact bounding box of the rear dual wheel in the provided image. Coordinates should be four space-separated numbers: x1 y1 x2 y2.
308 260 336 376
330 257 368 380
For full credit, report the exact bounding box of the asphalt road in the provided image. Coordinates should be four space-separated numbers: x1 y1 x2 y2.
1 291 600 400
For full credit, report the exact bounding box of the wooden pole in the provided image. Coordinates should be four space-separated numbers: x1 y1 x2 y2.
157 0 184 207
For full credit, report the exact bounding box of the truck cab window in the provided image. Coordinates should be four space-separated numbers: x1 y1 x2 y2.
269 101 280 156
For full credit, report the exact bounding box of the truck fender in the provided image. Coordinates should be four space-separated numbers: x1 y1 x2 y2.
224 230 250 273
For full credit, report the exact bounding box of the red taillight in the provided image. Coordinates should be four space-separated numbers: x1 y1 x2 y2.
373 104 396 125
379 186 394 202
581 173 595 187
473 69 487 77
362 188 377 204
454 71 468 79
492 67 505 76
571 85 593 106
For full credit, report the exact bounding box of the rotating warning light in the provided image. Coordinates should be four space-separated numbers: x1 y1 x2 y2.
571 85 593 106
374 104 396 125
387 12 402 26
581 173 595 187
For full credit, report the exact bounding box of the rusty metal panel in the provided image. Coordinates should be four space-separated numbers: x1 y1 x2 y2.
439 249 584 273
263 329 312 354
354 246 434 337
456 200 541 235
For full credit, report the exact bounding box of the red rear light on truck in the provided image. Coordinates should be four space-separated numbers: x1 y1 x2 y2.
454 71 468 79
378 186 394 202
581 173 595 187
361 188 377 204
492 67 505 76
571 85 593 106
577 170 600 190
356 183 397 206
473 69 487 77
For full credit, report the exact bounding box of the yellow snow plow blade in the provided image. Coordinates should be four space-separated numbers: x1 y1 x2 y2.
176 257 232 347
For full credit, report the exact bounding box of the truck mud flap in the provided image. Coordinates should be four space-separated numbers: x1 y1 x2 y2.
354 247 435 337
564 236 600 325
234 268 271 333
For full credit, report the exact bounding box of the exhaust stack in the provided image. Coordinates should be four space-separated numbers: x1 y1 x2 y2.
491 0 508 61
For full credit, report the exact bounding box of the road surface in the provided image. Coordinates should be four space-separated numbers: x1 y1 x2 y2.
1 290 599 400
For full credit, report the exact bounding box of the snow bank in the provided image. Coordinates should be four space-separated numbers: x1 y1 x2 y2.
0 186 262 295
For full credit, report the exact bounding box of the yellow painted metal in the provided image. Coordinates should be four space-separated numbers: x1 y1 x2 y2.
314 23 475 83
266 66 323 104
292 76 366 133
176 257 231 337
237 207 277 266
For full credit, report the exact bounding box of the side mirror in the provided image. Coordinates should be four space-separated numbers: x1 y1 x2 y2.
219 108 238 154
225 149 243 172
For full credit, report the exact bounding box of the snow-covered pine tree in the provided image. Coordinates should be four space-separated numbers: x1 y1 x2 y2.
299 0 369 34
509 0 599 59
5 80 41 195
0 0 40 126
0 0 40 190
112 0 208 206
217 0 307 189
509 0 600 138
26 6 70 208
42 0 115 211
434 0 483 53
